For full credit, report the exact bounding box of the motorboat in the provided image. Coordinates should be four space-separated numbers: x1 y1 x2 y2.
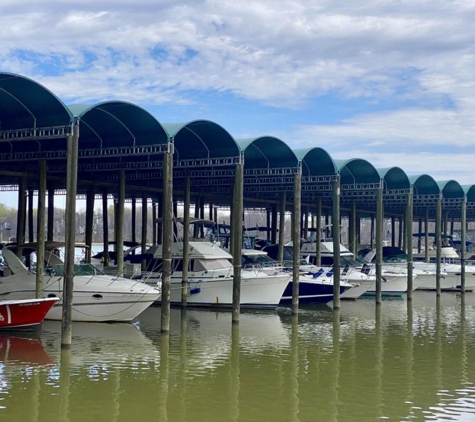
141 241 290 309
0 243 161 322
361 246 446 293
411 234 475 291
299 241 422 297
279 268 354 304
242 248 357 302
0 297 59 330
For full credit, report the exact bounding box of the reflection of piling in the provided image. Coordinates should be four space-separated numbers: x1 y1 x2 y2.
59 348 72 419
230 323 240 422
158 334 170 421
290 315 300 421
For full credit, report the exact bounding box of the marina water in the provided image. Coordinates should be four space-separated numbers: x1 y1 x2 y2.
1 291 475 421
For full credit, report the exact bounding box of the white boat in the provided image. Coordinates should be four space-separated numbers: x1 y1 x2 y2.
362 246 442 293
430 261 475 291
242 248 357 302
0 243 160 322
298 241 377 298
142 241 290 309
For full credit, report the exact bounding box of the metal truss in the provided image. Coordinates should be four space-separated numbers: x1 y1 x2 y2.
0 125 71 142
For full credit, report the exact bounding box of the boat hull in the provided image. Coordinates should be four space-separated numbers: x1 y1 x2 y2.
0 274 161 322
279 281 347 304
362 274 420 297
159 272 291 309
0 297 59 329
416 271 475 292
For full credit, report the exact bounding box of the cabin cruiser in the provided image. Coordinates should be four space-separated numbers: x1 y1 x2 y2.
299 241 419 297
411 235 475 291
361 246 438 292
0 242 160 322
141 241 290 309
242 248 356 302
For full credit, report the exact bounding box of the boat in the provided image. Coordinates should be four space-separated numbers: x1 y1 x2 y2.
0 243 161 322
0 297 59 330
279 268 354 304
361 246 450 293
242 248 356 303
299 241 424 297
141 241 290 309
411 233 475 291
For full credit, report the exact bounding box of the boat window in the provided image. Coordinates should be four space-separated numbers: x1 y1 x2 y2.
193 259 232 271
47 263 105 277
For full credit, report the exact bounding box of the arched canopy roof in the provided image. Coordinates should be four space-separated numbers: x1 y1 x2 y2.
464 185 475 201
377 167 410 190
164 120 239 160
69 102 169 149
409 175 440 195
0 72 73 157
437 180 464 199
237 137 298 169
0 72 73 130
294 147 337 176
334 159 380 185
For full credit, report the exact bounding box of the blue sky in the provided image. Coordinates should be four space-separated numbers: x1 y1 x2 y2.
1 0 475 206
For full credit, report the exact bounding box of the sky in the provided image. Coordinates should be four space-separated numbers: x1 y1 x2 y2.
1 0 475 207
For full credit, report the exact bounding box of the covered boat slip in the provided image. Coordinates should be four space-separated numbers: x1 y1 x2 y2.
1 72 474 340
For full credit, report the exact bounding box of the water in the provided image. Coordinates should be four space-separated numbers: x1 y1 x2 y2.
2 291 475 422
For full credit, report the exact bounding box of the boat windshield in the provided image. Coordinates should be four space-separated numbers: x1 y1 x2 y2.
47 263 105 277
242 253 279 267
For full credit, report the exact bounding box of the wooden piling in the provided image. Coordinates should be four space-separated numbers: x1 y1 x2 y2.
232 159 244 324
102 189 110 267
332 175 341 310
292 170 301 315
182 177 190 308
61 122 79 348
436 194 442 297
36 160 46 298
278 191 286 264
406 190 413 300
461 197 467 293
116 170 125 276
375 185 383 305
161 145 174 333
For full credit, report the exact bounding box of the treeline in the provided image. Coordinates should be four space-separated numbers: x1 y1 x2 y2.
0 204 159 244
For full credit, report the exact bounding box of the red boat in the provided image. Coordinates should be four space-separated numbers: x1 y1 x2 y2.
0 297 59 330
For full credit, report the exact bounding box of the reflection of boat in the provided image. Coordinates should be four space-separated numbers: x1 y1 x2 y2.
0 244 161 322
40 320 159 365
142 242 290 309
0 297 59 330
0 335 54 365
139 306 290 359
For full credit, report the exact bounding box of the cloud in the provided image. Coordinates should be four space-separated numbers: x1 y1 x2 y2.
2 0 475 186
1 0 475 106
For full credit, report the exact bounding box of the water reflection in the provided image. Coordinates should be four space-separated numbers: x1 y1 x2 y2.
1 292 475 421
0 334 53 366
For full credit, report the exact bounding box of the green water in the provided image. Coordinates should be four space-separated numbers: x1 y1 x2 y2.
1 291 475 422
